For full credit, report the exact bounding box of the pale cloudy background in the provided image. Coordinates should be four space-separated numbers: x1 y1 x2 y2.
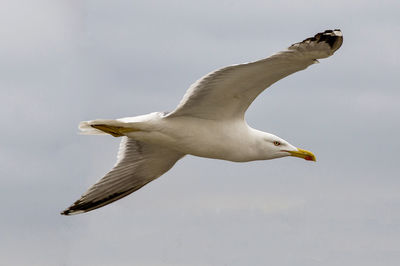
1 0 399 265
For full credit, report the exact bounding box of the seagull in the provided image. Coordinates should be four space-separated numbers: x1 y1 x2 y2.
62 29 343 215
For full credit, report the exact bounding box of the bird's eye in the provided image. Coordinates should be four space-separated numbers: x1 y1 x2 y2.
273 141 281 146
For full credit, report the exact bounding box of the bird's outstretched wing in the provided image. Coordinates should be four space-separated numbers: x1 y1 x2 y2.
167 29 343 120
61 137 184 215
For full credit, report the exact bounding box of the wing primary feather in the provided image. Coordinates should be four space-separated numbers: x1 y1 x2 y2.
167 29 342 120
61 137 184 215
61 182 151 215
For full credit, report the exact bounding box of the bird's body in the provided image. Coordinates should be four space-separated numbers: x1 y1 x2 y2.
62 29 343 215
119 113 268 162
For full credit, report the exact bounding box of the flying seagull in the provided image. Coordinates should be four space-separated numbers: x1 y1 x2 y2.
62 29 343 215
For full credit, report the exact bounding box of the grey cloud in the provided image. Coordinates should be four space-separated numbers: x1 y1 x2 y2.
1 0 399 265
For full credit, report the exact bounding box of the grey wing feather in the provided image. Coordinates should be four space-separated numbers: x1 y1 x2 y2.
61 137 184 215
167 29 343 120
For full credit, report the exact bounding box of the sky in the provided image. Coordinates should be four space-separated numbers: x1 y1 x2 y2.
1 0 400 265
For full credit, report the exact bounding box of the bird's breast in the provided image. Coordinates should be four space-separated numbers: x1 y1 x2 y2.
152 117 256 162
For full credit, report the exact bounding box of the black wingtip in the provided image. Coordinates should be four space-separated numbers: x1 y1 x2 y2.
319 29 342 49
60 207 85 216
60 208 74 216
60 201 87 216
60 189 135 216
300 29 343 52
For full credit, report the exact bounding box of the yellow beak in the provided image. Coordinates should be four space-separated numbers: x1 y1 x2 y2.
287 148 316 162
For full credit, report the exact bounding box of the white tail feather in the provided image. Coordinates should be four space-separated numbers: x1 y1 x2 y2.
78 113 164 136
78 119 133 135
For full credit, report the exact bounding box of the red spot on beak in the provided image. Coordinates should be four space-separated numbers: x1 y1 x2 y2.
305 155 313 161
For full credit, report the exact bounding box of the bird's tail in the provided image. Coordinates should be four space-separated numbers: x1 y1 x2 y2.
79 119 140 137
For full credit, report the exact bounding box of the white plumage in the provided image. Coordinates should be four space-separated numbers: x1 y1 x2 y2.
62 29 343 215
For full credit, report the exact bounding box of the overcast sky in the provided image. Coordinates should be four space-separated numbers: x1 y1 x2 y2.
1 0 400 265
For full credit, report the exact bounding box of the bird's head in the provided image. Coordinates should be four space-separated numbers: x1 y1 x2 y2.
258 133 316 162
